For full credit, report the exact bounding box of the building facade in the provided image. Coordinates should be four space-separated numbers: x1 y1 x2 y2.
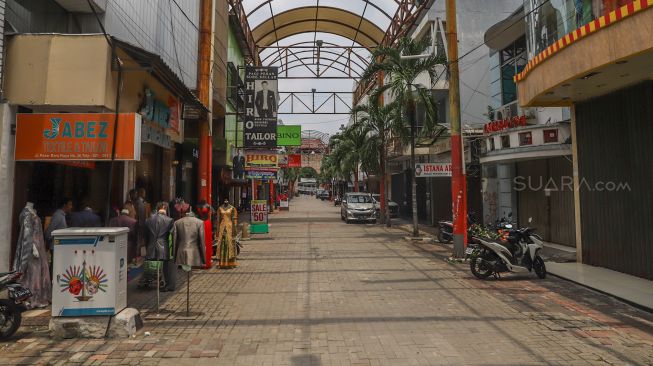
482 6 576 247
0 0 203 271
515 0 653 279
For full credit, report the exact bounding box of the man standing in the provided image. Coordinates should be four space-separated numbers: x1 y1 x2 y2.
109 209 138 264
232 149 246 179
255 81 276 118
70 204 102 227
45 198 72 250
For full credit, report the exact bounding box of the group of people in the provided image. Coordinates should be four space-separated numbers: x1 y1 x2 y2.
12 189 242 310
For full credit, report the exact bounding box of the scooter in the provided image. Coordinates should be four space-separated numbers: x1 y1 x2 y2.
467 219 547 280
0 271 32 340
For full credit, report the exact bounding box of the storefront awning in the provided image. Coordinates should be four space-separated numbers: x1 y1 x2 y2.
112 37 207 113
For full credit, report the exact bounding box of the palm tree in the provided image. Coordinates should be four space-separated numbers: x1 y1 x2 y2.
351 88 402 226
335 124 371 193
361 36 446 237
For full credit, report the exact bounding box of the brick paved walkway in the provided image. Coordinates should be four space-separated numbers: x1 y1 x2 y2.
1 196 652 365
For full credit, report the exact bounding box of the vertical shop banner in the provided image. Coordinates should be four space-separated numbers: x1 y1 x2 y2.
15 113 141 161
244 67 278 148
250 200 269 234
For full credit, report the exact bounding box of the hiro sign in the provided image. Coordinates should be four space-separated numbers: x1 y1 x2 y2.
15 113 141 161
245 151 278 169
415 163 452 178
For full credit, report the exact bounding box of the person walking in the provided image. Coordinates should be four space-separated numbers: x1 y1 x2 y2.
109 209 138 264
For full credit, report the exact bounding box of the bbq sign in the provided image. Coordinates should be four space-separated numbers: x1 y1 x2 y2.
244 67 278 148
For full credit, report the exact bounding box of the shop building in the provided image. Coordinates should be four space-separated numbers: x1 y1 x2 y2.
2 33 202 270
481 6 576 247
515 0 653 279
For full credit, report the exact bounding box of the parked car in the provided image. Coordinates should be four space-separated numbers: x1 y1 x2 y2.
371 194 399 218
340 193 377 224
318 190 330 200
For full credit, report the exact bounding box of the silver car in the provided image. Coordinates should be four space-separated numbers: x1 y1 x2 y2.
371 194 399 218
340 193 377 224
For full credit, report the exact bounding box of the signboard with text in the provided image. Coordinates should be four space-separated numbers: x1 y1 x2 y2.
287 154 302 168
15 113 141 161
246 170 277 180
250 200 269 234
276 125 301 146
415 163 452 178
245 151 278 169
244 67 278 148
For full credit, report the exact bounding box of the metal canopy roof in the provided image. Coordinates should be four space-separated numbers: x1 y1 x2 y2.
233 0 422 80
252 6 385 50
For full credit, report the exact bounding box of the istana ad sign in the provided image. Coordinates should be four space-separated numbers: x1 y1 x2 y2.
15 113 141 161
277 125 301 146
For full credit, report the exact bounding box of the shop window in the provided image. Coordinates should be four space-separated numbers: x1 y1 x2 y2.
489 138 495 151
501 135 510 149
499 36 526 105
519 132 533 146
543 129 559 143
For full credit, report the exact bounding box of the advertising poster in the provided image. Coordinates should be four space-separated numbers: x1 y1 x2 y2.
415 163 452 178
245 150 278 169
246 170 277 180
244 67 278 148
287 154 302 168
277 125 302 146
250 200 269 234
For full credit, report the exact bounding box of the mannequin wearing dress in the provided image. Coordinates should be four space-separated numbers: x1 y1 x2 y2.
216 199 238 269
13 202 51 308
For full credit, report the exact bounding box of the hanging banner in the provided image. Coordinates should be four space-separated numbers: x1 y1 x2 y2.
277 125 301 146
415 163 452 178
15 113 141 161
244 66 278 148
287 154 302 168
250 200 269 234
245 151 278 169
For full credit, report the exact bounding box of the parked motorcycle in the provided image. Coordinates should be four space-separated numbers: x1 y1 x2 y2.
437 213 476 244
0 271 32 340
467 219 547 280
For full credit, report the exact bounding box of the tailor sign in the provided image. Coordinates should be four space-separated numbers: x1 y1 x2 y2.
244 67 278 148
15 113 141 161
415 163 452 178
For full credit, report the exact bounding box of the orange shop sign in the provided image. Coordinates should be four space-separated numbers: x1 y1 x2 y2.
15 113 141 161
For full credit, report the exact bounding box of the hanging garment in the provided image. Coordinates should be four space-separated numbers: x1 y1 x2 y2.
172 215 206 267
13 206 51 308
216 205 238 268
145 213 174 260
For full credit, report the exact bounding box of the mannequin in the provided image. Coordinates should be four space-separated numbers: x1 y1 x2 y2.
216 199 238 269
172 212 206 267
13 202 51 308
172 211 205 317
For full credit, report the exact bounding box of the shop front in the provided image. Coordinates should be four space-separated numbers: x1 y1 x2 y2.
3 34 202 268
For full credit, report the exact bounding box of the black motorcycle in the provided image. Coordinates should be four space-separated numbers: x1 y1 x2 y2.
0 271 32 340
437 213 476 243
